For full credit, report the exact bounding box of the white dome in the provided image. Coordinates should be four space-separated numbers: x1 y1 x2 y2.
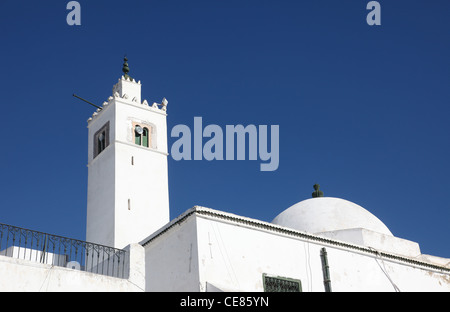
272 197 392 236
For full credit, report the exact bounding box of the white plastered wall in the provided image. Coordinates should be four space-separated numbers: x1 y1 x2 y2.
0 243 145 292
143 216 201 292
194 213 450 292
142 208 450 292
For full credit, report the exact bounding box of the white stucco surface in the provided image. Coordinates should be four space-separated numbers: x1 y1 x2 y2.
142 206 450 292
0 243 145 292
272 197 393 236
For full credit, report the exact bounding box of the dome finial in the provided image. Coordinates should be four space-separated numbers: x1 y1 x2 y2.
312 184 324 198
122 55 131 79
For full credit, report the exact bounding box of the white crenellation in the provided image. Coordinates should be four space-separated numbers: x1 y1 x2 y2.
87 77 168 124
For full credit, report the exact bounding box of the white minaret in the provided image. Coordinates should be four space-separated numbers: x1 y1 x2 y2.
86 57 170 249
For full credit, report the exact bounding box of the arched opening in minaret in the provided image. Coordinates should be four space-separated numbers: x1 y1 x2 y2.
134 124 151 148
142 127 149 147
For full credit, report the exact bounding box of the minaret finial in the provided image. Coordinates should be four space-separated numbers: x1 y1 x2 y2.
312 184 324 198
122 55 130 79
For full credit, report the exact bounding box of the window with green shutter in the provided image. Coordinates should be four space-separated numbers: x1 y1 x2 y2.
134 124 152 148
135 125 142 145
263 274 302 292
142 127 149 147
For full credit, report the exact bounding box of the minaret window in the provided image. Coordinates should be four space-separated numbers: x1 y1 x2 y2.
142 128 149 147
134 125 150 148
93 121 110 158
135 125 142 145
98 132 106 153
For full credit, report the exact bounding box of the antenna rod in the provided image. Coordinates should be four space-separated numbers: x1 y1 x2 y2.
73 94 102 110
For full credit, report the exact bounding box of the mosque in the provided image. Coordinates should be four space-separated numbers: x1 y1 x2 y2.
0 59 449 292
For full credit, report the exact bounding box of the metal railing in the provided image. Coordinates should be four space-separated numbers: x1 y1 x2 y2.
0 223 127 279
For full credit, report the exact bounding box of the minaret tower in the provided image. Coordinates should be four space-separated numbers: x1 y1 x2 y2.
86 57 170 249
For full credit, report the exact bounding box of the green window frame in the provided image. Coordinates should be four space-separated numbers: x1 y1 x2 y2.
135 125 142 145
262 274 302 292
135 125 151 148
142 127 149 147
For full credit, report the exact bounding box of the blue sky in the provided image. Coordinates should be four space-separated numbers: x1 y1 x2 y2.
0 1 449 258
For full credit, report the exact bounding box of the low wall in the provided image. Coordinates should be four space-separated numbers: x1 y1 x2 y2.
0 243 145 292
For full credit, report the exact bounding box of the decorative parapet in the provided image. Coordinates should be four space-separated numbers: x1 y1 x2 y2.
117 75 141 85
87 77 168 124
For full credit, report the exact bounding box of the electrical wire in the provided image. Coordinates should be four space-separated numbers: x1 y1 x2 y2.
369 247 401 292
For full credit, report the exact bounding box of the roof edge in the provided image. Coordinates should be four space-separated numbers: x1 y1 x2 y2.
140 206 450 273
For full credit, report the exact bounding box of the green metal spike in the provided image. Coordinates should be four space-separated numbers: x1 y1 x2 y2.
122 56 131 79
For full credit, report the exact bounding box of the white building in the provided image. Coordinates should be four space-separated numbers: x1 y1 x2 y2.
86 57 170 250
0 59 449 292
